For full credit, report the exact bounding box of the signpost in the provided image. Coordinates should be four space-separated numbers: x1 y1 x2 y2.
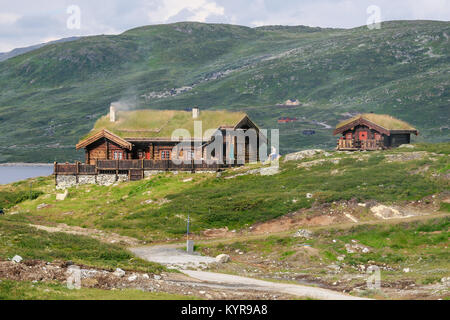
186 214 194 254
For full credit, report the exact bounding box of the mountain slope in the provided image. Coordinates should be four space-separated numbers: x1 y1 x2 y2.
0 37 80 62
0 21 448 163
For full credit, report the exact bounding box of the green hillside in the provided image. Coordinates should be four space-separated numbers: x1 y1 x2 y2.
0 21 448 163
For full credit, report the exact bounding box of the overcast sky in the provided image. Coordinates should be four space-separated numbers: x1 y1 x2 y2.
0 0 449 52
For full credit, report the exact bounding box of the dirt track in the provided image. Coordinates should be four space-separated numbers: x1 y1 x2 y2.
132 244 367 300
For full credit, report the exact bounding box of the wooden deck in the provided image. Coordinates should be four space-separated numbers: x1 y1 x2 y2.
54 160 226 181
337 139 383 151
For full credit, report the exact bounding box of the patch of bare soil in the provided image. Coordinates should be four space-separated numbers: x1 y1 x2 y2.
0 260 293 300
29 223 140 246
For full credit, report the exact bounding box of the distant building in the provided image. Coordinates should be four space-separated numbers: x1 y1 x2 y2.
284 99 300 106
334 114 418 151
278 117 298 123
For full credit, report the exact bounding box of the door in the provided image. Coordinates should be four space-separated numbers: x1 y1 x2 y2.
359 131 368 141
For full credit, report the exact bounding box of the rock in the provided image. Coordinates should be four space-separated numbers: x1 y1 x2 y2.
153 274 162 280
403 268 411 273
113 268 126 277
11 255 23 263
183 178 193 182
337 255 346 261
306 193 313 199
142 274 150 279
398 144 415 149
56 190 69 201
371 205 411 220
441 277 450 286
142 199 153 205
284 149 324 162
216 253 231 263
37 203 49 210
259 166 280 176
293 229 314 239
127 274 138 282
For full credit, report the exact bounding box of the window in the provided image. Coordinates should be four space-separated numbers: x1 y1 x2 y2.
113 151 123 160
345 132 353 140
161 150 171 160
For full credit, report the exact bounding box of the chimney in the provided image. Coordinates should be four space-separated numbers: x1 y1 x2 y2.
192 107 199 119
110 104 116 122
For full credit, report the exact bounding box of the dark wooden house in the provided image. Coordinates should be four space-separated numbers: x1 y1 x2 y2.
334 114 418 151
76 106 262 165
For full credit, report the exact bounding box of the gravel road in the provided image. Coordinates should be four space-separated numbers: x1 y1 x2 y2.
131 244 368 300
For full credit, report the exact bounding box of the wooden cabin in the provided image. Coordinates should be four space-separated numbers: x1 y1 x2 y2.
334 114 418 151
76 106 262 165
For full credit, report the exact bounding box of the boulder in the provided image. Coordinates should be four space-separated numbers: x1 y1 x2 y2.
284 149 324 162
216 254 231 264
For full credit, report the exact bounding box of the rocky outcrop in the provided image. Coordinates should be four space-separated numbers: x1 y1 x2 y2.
283 149 327 162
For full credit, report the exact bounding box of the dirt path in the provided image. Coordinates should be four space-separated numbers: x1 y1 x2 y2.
131 244 367 300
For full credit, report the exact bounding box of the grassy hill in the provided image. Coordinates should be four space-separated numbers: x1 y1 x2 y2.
3 143 449 240
0 21 448 163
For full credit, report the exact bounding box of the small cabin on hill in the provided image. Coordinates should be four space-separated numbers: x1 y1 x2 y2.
334 114 418 151
76 106 262 165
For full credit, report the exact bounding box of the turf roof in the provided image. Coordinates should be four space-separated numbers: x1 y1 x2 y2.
83 109 248 140
336 114 417 131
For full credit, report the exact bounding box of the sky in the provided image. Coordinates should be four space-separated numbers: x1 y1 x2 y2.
0 0 449 52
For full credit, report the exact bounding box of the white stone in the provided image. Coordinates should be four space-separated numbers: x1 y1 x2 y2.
306 193 313 199
403 268 411 273
153 274 162 280
11 255 23 263
56 190 68 201
127 274 138 282
113 268 126 277
216 254 231 263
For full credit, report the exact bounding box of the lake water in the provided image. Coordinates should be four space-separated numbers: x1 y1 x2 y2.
0 165 53 185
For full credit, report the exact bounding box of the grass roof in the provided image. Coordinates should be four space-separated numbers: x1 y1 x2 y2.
336 113 417 131
84 109 247 140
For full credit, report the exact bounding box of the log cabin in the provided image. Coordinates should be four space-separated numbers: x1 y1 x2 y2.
76 106 263 165
334 114 419 151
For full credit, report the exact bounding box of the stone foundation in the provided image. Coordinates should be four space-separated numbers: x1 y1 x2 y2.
56 173 130 189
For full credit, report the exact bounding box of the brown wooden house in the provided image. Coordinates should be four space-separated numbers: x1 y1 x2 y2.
76 106 263 165
334 114 418 151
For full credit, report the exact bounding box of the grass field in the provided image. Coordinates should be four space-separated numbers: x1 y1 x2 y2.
0 280 196 300
0 218 165 273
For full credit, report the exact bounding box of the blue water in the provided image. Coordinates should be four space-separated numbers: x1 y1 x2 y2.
0 165 53 185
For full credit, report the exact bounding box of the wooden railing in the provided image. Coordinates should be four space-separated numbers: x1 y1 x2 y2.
337 139 383 151
54 160 223 176
54 162 96 175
